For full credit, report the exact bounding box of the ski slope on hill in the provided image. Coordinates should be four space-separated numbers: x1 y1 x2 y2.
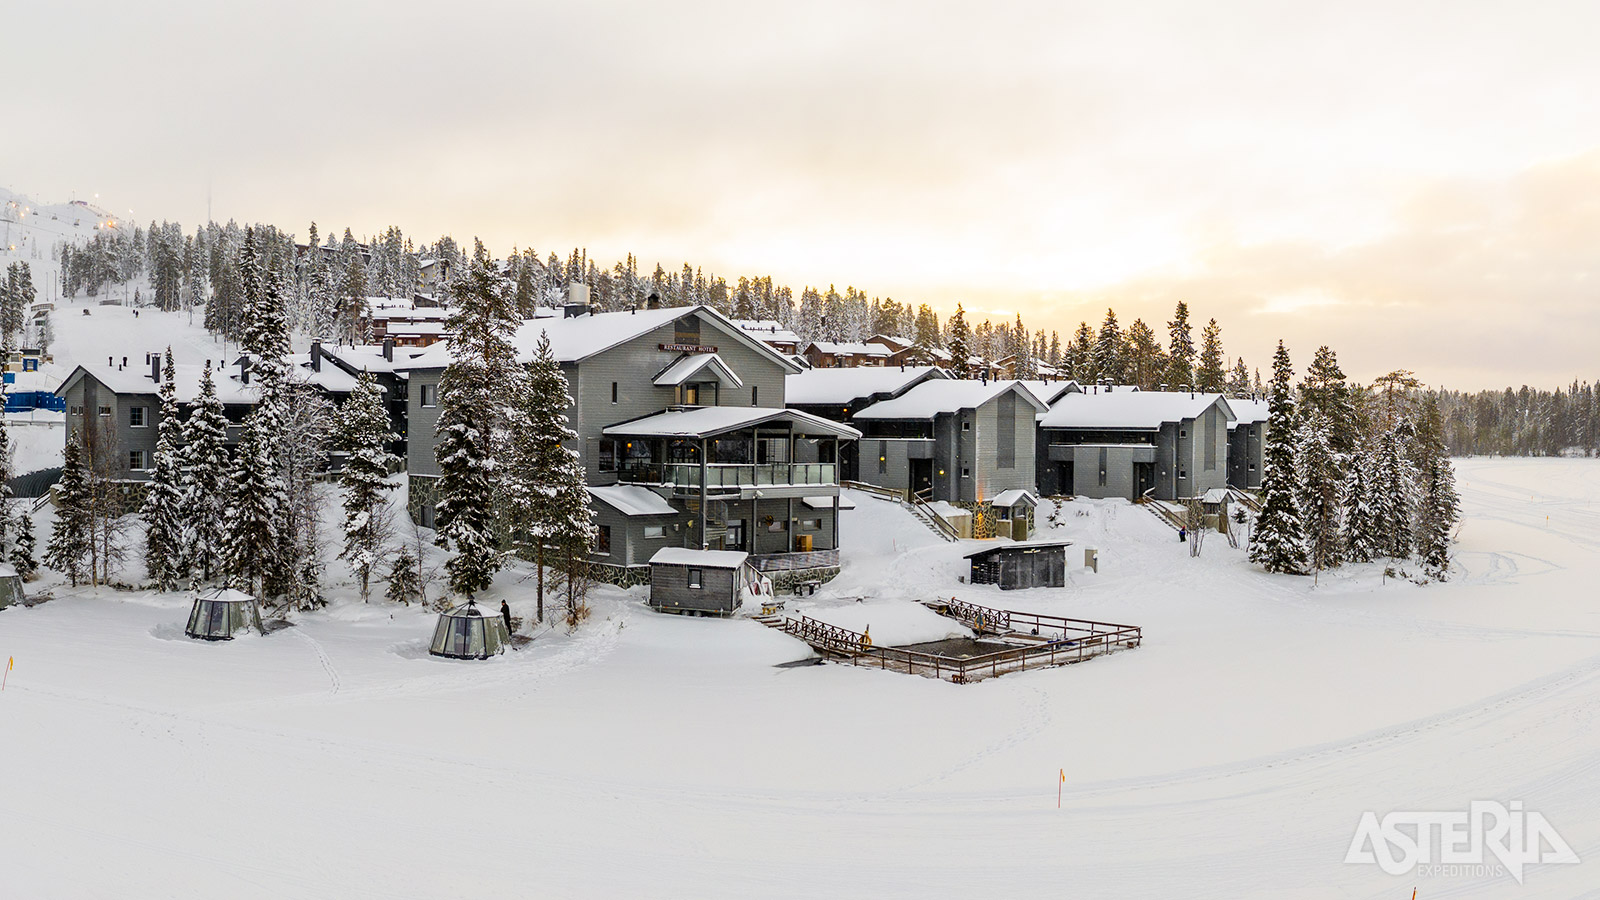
1 459 1596 898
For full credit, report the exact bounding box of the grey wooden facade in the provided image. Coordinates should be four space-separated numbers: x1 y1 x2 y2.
1035 393 1236 501
649 557 750 614
852 382 1044 504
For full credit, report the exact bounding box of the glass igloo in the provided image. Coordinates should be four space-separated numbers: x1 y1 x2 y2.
185 588 265 641
429 600 510 659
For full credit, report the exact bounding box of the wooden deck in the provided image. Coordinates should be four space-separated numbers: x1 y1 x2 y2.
758 603 1142 684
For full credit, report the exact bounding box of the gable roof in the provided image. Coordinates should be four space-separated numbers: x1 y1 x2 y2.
1037 391 1236 430
1017 379 1082 406
852 380 1049 420
396 304 802 375
784 366 947 406
804 341 891 357
653 353 744 389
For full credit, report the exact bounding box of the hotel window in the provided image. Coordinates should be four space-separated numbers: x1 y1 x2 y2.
644 525 665 539
801 518 821 531
128 449 146 470
962 421 971 431
751 386 758 406
611 381 619 404
687 568 703 589
98 406 112 417
596 526 611 555
962 467 971 478
683 385 699 405
598 439 618 473
419 384 436 408
129 406 148 427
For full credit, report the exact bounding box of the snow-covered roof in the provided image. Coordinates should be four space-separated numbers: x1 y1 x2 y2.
1227 399 1270 427
1017 380 1081 406
805 341 891 357
1037 391 1235 430
602 406 862 440
650 547 749 568
59 363 258 405
732 320 803 344
963 539 1073 559
319 344 426 375
989 489 1038 508
587 485 679 517
802 495 857 510
0 563 18 578
653 353 743 389
784 366 946 406
852 380 1048 420
1200 488 1231 504
382 322 450 336
397 305 802 375
289 354 364 394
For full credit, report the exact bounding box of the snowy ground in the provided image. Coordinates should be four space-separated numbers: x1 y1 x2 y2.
2 458 1598 898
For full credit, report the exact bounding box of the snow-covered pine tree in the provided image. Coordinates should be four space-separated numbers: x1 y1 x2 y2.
1068 322 1095 382
1250 340 1309 574
223 415 281 598
385 546 422 605
947 304 972 379
181 362 231 584
1094 308 1123 384
338 371 397 601
44 442 94 586
1296 410 1344 572
1196 319 1226 393
1011 314 1036 379
140 349 189 590
1165 301 1195 389
1372 421 1418 560
1300 346 1358 456
1412 395 1459 579
1340 448 1383 563
11 512 37 579
507 332 596 623
433 241 520 598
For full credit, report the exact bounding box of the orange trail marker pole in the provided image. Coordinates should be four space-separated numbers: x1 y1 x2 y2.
2 656 11 692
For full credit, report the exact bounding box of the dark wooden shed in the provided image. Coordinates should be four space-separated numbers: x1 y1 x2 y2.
649 548 755 615
964 540 1072 591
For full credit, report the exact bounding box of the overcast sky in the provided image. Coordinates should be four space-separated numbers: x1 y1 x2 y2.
7 0 1598 390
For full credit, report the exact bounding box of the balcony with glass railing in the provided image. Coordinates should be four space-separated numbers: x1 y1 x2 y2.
617 461 836 493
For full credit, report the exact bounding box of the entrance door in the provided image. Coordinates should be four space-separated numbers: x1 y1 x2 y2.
909 459 934 496
1134 462 1155 498
1057 461 1074 496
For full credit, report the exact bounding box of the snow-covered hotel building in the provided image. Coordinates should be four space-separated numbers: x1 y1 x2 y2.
399 304 860 588
1033 388 1236 501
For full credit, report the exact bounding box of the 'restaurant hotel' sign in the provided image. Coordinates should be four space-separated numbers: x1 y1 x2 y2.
660 343 718 353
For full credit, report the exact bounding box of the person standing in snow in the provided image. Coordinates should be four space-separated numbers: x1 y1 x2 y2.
500 600 513 635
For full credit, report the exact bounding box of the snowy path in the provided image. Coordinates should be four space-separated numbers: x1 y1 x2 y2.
2 459 1598 897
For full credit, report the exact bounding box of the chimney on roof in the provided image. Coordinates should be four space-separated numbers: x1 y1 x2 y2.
381 338 393 362
122 356 128 369
107 356 113 367
238 357 250 386
311 341 323 372
150 353 160 383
